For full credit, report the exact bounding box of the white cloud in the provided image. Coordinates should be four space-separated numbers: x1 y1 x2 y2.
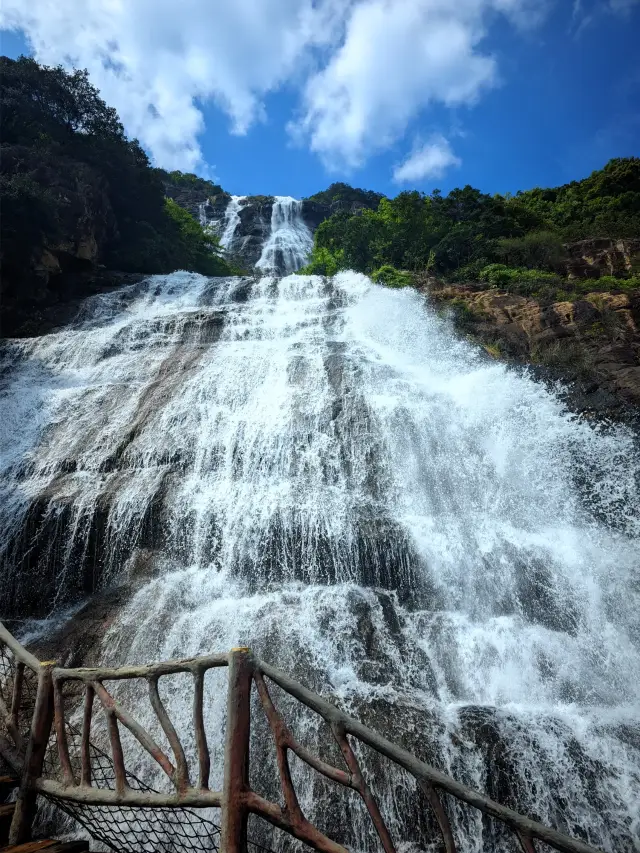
0 0 346 171
292 0 547 170
571 0 638 35
393 136 461 183
1 0 549 174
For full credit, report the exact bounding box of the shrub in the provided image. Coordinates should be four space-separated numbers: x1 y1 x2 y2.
371 265 413 288
494 230 566 269
447 298 479 330
298 246 344 276
479 263 512 287
449 258 489 282
592 274 640 291
479 264 561 295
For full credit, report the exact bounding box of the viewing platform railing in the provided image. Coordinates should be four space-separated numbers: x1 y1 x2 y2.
0 621 605 853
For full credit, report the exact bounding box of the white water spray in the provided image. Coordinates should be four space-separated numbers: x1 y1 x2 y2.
1 272 638 851
219 195 245 252
256 196 313 274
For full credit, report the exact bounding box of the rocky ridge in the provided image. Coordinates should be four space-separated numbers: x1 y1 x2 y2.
425 278 640 418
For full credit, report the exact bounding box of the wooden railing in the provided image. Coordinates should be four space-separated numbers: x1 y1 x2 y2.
0 621 605 853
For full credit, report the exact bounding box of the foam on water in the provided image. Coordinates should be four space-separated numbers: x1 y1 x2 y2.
256 196 314 274
219 195 245 251
1 271 639 851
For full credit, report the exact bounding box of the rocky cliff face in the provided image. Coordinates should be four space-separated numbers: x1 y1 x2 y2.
162 182 229 221
231 197 275 267
426 279 640 417
564 237 640 280
1 145 121 337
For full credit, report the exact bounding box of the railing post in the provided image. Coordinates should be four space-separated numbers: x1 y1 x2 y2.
221 648 253 853
9 662 55 844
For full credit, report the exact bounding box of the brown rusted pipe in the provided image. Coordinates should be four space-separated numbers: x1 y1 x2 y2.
53 678 75 786
418 780 457 853
193 666 210 790
148 675 191 791
245 790 349 853
332 722 396 853
9 661 25 752
259 662 605 853
92 680 176 783
80 685 94 786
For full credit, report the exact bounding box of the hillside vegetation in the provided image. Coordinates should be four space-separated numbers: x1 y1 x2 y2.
300 158 640 300
1 56 235 335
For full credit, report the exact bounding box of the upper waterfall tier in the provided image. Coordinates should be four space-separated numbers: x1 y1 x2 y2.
256 197 314 275
199 195 314 274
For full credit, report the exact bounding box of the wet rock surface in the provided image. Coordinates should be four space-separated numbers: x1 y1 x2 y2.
425 280 640 421
2 272 639 852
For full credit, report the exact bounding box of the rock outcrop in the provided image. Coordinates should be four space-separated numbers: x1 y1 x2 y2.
231 196 275 267
301 196 381 232
565 238 640 280
1 145 120 337
161 175 230 221
425 279 640 417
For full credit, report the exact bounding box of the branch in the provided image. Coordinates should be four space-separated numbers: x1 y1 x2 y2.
92 681 175 785
148 676 190 792
192 667 210 790
80 685 94 786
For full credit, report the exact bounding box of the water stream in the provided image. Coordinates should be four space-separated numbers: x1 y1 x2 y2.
0 268 638 847
219 195 246 251
256 196 314 275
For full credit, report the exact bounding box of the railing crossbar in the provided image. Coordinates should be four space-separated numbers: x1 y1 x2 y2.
0 623 607 853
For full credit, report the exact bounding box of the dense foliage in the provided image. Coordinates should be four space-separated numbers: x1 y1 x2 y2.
513 157 640 240
306 181 383 211
300 159 640 297
155 169 225 197
0 56 235 289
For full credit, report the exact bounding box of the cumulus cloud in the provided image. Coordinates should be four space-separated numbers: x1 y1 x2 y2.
292 0 547 170
1 0 548 173
0 0 345 171
393 136 461 183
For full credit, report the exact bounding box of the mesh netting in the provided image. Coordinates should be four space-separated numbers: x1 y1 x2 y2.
0 642 39 746
1 644 275 853
44 721 223 853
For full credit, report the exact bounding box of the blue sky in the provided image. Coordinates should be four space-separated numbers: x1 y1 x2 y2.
1 1 638 199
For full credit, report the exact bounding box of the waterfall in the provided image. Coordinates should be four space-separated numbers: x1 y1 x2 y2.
256 196 313 274
1 271 639 851
219 195 245 252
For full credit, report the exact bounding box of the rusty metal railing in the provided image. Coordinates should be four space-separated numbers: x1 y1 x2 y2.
0 621 605 853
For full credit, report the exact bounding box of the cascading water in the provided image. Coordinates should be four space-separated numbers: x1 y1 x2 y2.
1 271 639 851
219 194 245 251
256 196 314 274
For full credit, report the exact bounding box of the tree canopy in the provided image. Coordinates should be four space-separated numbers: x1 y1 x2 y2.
0 55 236 291
300 160 640 291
